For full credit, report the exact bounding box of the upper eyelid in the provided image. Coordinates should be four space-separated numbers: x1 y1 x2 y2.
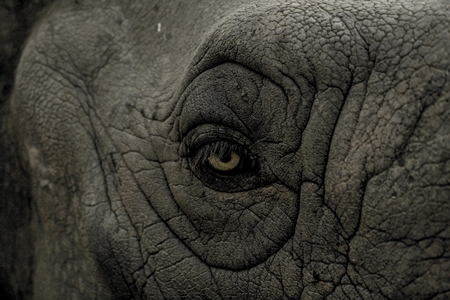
181 125 252 155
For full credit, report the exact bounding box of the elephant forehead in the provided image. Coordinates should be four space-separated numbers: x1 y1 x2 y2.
185 0 447 101
189 1 361 92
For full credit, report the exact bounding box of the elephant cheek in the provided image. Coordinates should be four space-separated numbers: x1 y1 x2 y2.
160 162 299 270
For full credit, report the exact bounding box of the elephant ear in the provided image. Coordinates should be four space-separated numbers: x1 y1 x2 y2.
0 1 51 299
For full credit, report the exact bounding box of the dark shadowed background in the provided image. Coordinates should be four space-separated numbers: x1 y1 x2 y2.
1 1 50 298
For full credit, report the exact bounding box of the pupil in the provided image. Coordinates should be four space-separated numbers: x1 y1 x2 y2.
219 151 232 163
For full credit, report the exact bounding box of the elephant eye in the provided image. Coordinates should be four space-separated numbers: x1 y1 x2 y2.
182 125 267 191
194 141 256 175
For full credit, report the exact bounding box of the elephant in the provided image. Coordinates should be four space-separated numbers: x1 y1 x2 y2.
0 0 449 298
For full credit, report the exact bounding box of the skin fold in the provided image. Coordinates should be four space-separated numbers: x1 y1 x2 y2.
0 0 449 298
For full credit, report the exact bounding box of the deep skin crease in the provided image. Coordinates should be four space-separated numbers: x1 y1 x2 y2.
0 0 449 299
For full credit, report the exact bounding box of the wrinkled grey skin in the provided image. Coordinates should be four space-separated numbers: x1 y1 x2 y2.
0 0 449 299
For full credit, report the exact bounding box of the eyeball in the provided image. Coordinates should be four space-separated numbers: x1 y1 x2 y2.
207 151 241 171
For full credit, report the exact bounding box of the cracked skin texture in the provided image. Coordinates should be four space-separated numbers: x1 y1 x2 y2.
1 0 449 298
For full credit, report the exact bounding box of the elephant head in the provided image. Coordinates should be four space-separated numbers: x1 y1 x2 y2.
1 0 449 298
